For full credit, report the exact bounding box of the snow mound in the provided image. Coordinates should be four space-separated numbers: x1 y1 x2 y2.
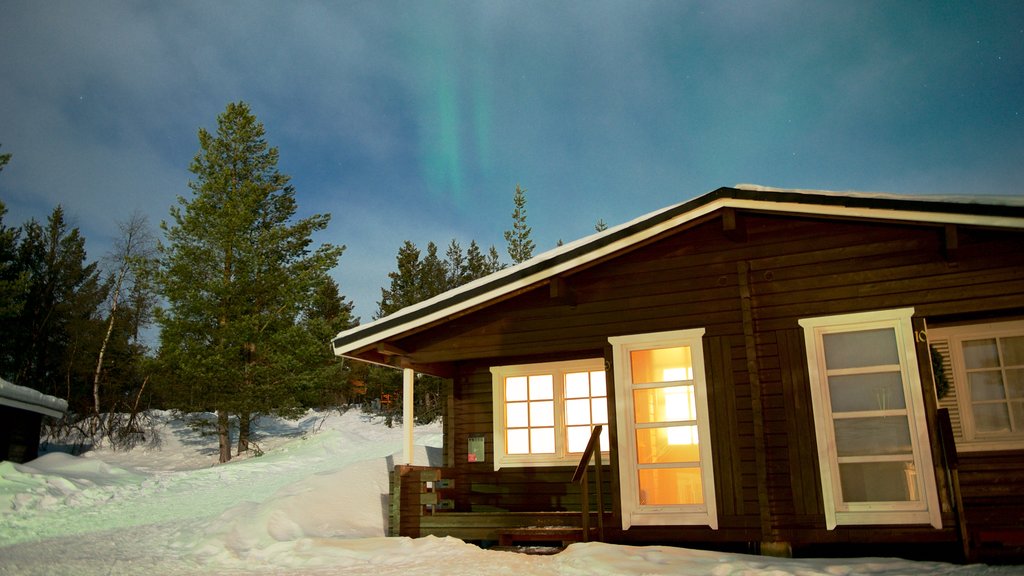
1 409 1020 575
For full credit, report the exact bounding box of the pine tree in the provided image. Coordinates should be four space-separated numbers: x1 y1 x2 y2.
503 184 535 264
157 101 343 463
298 274 358 407
13 207 106 405
377 240 422 318
444 239 467 288
0 203 28 377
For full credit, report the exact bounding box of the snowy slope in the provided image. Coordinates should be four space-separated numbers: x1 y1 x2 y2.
0 410 1019 575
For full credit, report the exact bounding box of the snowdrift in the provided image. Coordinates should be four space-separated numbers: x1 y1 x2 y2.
0 410 1018 575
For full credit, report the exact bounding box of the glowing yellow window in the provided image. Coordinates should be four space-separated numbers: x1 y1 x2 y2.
629 346 704 506
610 328 717 529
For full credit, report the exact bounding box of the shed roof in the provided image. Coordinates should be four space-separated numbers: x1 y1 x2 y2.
332 185 1024 360
0 377 69 418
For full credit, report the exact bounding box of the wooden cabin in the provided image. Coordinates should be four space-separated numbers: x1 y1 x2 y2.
0 377 68 463
333 186 1024 562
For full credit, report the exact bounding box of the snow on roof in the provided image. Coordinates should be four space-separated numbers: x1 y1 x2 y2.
734 183 1024 207
0 377 68 418
332 185 1024 358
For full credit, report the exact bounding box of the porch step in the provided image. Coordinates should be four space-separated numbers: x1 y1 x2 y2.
497 526 587 547
488 544 565 555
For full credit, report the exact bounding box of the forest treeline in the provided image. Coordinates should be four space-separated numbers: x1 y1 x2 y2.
0 103 545 463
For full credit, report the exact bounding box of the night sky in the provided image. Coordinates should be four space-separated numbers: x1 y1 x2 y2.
1 1 1022 322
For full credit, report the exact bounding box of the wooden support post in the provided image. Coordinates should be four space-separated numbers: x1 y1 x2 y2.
595 445 604 540
403 367 414 465
573 424 605 543
580 467 590 541
737 261 772 542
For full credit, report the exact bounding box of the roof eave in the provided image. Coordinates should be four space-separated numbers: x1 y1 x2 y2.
332 186 1024 357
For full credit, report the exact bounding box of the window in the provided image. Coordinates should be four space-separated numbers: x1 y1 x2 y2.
609 328 717 529
491 359 608 470
799 308 941 529
930 319 1024 451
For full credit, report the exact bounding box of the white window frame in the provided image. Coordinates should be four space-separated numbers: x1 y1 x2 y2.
929 319 1024 452
609 328 718 530
799 308 941 530
491 358 608 471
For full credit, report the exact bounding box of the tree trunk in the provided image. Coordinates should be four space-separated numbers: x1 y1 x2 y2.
237 412 251 455
217 410 232 463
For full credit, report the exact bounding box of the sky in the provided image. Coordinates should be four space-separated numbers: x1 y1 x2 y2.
1 1 1022 325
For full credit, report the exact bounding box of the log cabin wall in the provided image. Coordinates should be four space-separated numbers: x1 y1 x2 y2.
392 209 1024 554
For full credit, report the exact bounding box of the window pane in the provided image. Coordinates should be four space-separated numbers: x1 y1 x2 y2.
507 429 529 454
963 338 1000 369
1012 402 1024 432
565 372 590 398
839 461 918 502
506 377 528 401
567 426 591 453
1008 369 1024 399
530 428 555 453
507 403 528 427
630 346 693 384
591 371 607 396
530 400 554 427
823 329 899 369
592 398 608 424
636 426 700 464
1002 336 1024 366
566 398 592 425
634 386 695 424
974 403 1011 433
638 467 703 505
529 375 553 400
828 371 906 412
969 370 1007 401
834 417 912 457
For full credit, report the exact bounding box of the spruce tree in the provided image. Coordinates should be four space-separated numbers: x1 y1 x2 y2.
14 207 105 404
444 239 467 288
503 184 535 264
376 240 421 318
157 101 343 462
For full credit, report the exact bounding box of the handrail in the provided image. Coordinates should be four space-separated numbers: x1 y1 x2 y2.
571 424 604 542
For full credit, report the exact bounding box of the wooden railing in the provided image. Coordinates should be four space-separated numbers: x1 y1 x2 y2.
391 424 607 546
571 424 604 542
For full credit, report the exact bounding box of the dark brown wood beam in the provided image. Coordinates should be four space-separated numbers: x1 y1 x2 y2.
549 276 577 306
737 260 773 542
944 224 959 262
377 342 410 358
722 208 746 242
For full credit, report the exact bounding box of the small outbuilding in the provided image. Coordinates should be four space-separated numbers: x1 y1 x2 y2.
0 377 68 463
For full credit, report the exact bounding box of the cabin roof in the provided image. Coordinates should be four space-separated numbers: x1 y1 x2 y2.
332 185 1024 360
0 377 69 418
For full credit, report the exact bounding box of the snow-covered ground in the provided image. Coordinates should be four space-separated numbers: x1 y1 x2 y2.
0 410 1020 575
